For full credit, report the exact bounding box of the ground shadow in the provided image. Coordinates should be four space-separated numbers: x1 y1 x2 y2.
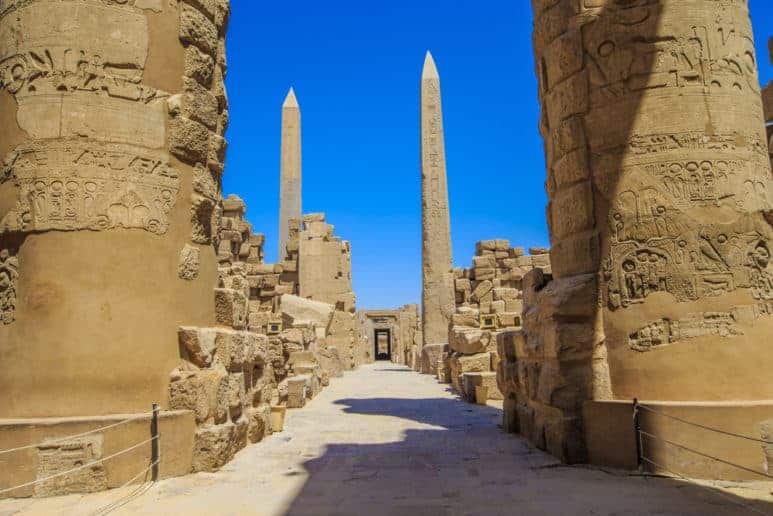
282 384 773 516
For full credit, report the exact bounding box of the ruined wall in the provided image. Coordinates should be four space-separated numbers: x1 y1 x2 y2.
449 240 549 402
358 306 421 366
0 0 229 418
513 0 773 463
298 213 356 312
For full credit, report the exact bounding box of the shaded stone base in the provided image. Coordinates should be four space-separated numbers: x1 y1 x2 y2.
0 410 195 499
584 400 773 481
420 344 448 375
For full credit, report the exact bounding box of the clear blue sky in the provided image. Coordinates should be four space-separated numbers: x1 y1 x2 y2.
224 1 773 310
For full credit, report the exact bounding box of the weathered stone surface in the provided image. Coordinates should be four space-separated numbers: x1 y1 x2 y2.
35 436 107 497
192 424 236 473
286 376 308 409
449 327 492 355
247 405 272 444
421 52 455 350
170 368 227 424
462 372 503 402
215 288 248 330
280 294 334 328
420 343 447 375
178 244 201 280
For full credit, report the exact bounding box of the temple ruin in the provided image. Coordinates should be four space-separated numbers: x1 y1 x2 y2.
2 0 773 509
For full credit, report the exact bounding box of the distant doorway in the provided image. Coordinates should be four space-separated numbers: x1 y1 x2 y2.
374 329 391 361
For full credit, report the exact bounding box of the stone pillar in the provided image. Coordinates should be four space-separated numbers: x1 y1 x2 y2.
279 88 302 260
522 0 773 462
420 51 455 359
0 0 229 418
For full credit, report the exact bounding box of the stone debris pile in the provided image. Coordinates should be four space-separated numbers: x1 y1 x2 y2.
441 240 550 405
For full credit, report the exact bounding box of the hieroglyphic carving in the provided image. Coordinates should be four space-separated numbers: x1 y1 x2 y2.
35 435 107 496
584 1 760 108
628 303 772 352
0 249 18 325
0 48 166 102
0 141 180 235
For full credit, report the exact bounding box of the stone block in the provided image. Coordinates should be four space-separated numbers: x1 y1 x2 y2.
168 115 210 164
451 307 479 328
170 368 226 425
192 423 236 472
462 372 503 402
286 376 308 408
420 343 448 375
471 280 493 303
280 294 334 327
247 405 272 443
449 327 492 354
473 268 495 281
214 289 248 330
180 2 218 54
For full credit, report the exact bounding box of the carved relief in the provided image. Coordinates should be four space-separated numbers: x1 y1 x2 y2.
585 3 759 108
0 48 166 103
629 303 772 352
0 141 180 235
605 218 773 309
0 248 18 325
35 435 107 497
179 244 200 281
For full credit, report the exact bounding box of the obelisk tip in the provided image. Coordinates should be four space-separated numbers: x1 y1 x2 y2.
283 87 299 108
422 51 439 79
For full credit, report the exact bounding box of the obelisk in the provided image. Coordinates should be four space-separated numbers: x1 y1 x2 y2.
279 87 302 259
420 51 455 370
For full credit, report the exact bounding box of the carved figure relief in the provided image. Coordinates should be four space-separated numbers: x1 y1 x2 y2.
629 303 772 352
0 141 179 235
0 48 166 103
605 219 773 309
0 249 18 325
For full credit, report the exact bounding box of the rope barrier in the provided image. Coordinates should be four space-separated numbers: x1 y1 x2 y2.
639 430 771 479
637 404 773 445
88 459 160 516
0 435 157 496
640 455 772 516
0 409 157 456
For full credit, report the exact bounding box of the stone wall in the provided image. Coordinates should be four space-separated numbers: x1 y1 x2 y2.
511 0 773 465
446 240 549 402
359 306 421 367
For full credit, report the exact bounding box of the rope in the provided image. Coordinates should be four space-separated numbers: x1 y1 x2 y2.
637 405 773 445
639 430 770 479
640 456 773 516
0 411 156 456
88 458 161 516
0 435 157 496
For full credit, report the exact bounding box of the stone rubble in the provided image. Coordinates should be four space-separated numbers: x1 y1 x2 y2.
441 240 550 405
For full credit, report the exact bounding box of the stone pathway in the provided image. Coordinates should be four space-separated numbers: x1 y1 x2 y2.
2 363 773 516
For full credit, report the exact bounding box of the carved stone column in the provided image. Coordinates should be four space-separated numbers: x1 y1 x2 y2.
518 0 773 462
0 0 230 420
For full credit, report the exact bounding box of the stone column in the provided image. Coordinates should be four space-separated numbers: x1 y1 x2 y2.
420 51 455 365
279 87 302 259
0 0 230 418
520 0 773 462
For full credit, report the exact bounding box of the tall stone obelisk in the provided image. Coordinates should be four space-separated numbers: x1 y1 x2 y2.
420 51 455 370
279 87 302 259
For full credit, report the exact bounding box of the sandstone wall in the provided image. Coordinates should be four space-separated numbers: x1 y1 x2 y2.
0 0 229 418
448 240 549 402
512 0 773 463
359 306 421 367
